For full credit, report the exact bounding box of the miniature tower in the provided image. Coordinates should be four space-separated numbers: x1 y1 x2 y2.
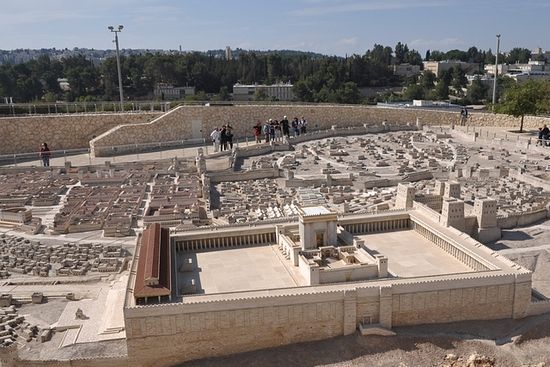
474 198 498 228
395 183 415 209
474 197 501 242
444 181 461 199
434 180 446 196
298 206 338 250
440 198 465 232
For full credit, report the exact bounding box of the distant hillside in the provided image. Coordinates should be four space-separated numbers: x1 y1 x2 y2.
204 48 328 59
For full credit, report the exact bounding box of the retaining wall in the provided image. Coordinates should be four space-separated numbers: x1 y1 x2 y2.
0 112 160 155
89 105 550 157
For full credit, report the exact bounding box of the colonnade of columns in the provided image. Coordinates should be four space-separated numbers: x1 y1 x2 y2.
345 218 410 234
176 232 276 252
412 222 488 271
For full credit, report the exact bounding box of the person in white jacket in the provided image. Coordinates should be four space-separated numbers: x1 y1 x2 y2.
210 127 221 152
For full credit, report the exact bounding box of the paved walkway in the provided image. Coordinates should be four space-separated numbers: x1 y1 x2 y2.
7 139 262 168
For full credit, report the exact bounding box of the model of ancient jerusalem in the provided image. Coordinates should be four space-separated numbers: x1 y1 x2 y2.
1 5 550 365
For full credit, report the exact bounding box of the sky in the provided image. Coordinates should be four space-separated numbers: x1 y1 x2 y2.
1 0 549 56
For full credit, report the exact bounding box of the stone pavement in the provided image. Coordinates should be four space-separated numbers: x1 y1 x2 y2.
8 139 261 168
177 246 298 295
54 275 127 346
357 230 473 277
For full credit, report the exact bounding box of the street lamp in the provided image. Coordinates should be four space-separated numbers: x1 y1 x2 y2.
492 34 501 110
108 25 124 111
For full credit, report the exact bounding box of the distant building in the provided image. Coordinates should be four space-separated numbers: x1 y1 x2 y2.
233 83 294 101
57 78 70 92
154 83 196 100
225 46 232 61
423 60 480 75
392 63 421 78
507 71 550 83
485 61 546 76
531 48 550 61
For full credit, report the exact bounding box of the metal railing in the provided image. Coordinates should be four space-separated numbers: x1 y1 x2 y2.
0 101 172 117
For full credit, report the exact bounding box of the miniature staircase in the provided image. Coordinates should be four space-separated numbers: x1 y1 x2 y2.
359 323 396 337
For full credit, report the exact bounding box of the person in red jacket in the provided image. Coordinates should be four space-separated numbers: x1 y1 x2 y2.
39 142 51 167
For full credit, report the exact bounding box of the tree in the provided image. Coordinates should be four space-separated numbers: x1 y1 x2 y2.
404 84 425 100
369 44 393 65
466 76 488 104
253 87 269 101
497 80 550 132
420 70 436 90
218 86 230 101
506 48 531 64
394 42 408 65
484 49 495 65
336 82 362 104
451 67 467 96
445 49 468 62
433 69 452 100
404 50 423 66
293 80 314 102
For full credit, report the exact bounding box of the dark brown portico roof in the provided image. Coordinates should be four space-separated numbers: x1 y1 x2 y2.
134 223 171 299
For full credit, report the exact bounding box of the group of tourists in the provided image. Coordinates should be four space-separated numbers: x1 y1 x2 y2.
253 116 308 144
210 125 234 152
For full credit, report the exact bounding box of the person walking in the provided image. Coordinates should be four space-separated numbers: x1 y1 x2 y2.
226 125 234 149
220 125 228 151
40 142 51 167
292 117 300 137
281 116 290 140
460 108 468 126
253 121 262 143
210 127 221 152
269 120 276 142
300 116 308 134
263 120 271 143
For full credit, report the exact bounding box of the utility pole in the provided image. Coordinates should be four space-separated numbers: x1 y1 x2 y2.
492 34 501 110
108 25 124 112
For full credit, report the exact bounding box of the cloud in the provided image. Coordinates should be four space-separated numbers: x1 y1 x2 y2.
290 0 451 16
409 38 465 49
338 37 358 46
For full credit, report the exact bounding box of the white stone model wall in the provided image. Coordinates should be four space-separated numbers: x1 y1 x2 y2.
89 105 550 156
318 263 379 284
0 112 160 155
497 208 549 229
124 272 528 367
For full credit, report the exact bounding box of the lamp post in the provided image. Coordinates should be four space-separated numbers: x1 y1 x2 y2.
492 34 501 110
108 25 124 112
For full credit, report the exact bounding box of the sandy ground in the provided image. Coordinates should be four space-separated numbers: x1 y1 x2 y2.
487 219 550 298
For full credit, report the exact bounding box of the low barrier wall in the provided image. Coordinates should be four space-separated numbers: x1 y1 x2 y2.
89 104 550 157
